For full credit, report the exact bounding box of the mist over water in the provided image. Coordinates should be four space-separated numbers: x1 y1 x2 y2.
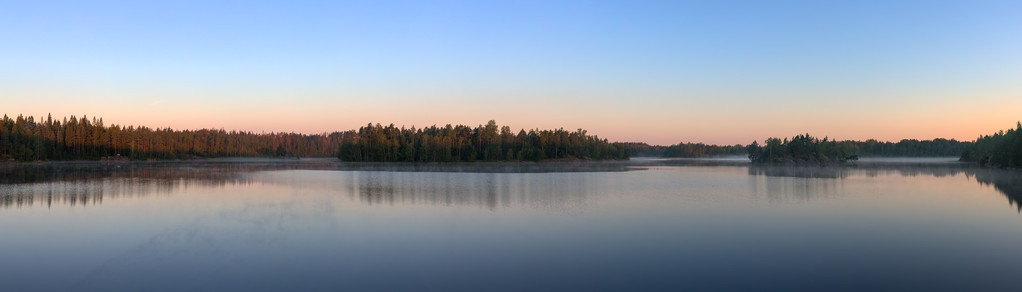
2 158 1022 291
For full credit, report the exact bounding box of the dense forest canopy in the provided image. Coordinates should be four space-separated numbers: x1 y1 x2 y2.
0 113 998 164
614 142 745 158
746 134 974 164
623 138 968 160
663 142 745 158
0 114 343 161
961 122 1022 168
337 121 627 162
624 138 968 161
746 134 849 164
612 142 666 157
837 138 971 157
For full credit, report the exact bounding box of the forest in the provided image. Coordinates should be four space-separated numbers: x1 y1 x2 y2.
745 134 975 164
960 122 1022 168
337 121 627 162
663 142 745 158
837 138 971 157
0 114 343 161
1 113 1006 165
612 142 745 158
746 134 850 164
619 138 967 160
612 142 666 157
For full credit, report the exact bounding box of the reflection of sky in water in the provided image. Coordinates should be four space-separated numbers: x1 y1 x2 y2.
2 160 1022 291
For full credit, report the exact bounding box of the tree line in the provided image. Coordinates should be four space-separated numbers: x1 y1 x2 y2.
663 142 745 158
836 138 970 157
612 142 666 157
618 137 969 160
337 121 627 162
0 114 344 161
746 134 849 164
612 142 744 158
2 113 1004 164
960 122 1022 168
745 134 975 164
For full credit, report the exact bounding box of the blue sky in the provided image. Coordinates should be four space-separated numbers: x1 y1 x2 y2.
2 0 1020 145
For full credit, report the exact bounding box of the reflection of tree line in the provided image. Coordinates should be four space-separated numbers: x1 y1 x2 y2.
749 166 850 179
747 163 1022 211
972 170 1022 212
747 163 974 179
333 161 633 174
344 171 595 211
0 160 616 209
0 163 258 208
4 159 1020 211
0 160 355 185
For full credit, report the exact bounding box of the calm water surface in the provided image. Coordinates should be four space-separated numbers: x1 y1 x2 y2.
2 158 1022 291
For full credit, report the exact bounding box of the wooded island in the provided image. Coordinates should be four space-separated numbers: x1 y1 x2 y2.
337 121 627 162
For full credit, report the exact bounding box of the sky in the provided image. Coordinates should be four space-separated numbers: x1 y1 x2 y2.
1 0 1020 145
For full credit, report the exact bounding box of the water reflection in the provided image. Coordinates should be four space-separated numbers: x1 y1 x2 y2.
973 170 1022 212
0 160 331 185
0 163 254 208
3 159 1022 211
747 161 974 179
7 159 1022 291
749 171 844 202
749 165 850 179
0 160 605 210
0 159 631 186
747 162 1022 210
343 171 595 211
333 161 633 173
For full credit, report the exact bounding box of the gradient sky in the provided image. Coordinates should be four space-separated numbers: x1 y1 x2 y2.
2 0 1020 145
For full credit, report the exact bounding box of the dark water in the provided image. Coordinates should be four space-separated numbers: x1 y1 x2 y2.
3 158 1022 291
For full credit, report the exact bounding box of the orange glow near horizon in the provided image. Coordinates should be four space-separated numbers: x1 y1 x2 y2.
5 91 1019 146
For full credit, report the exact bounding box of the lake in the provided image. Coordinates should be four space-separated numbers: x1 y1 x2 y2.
2 158 1022 291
